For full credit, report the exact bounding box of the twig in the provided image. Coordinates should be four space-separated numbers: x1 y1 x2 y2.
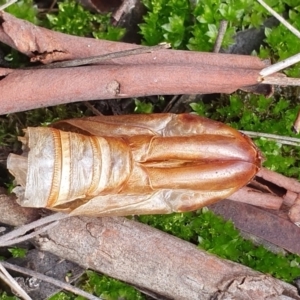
0 0 18 11
112 0 133 23
260 53 300 78
31 43 171 69
259 75 300 86
83 101 103 116
213 20 228 53
257 0 300 77
0 262 32 300
0 213 68 245
257 167 300 193
241 130 300 147
48 0 57 12
162 95 180 113
228 186 282 210
1 221 60 247
257 0 300 39
1 261 101 300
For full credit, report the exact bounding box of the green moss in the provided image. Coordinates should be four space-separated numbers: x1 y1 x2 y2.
0 0 39 24
47 272 145 300
259 4 300 77
139 0 284 50
81 271 144 300
139 209 300 283
46 0 125 41
8 247 27 259
0 292 19 300
134 99 154 114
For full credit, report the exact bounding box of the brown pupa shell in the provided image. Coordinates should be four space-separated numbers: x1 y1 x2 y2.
7 113 261 216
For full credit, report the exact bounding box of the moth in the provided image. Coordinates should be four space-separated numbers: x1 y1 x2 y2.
7 113 262 216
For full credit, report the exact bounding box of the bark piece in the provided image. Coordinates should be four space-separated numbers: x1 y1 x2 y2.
0 62 263 114
0 12 271 114
34 216 300 300
209 199 300 255
257 168 300 194
0 11 267 67
283 190 298 207
0 192 40 226
289 195 300 226
228 186 283 210
215 275 293 299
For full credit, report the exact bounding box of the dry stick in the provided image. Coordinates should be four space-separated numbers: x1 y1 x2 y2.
213 20 228 53
83 102 104 116
0 213 68 245
162 95 180 113
32 43 171 69
257 0 300 77
0 263 32 300
257 168 300 193
257 0 300 39
48 0 57 12
228 186 283 210
0 0 18 11
112 0 132 23
1 221 60 247
241 130 300 147
260 75 300 86
260 53 300 78
1 262 101 300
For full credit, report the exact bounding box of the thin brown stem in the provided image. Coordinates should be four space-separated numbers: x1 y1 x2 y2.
259 75 300 86
1 261 101 300
1 221 60 247
213 20 228 53
83 102 103 116
0 213 68 245
31 43 171 69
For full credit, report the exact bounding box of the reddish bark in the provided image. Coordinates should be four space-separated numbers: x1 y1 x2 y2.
0 190 40 226
0 11 267 67
228 186 283 210
210 199 300 255
284 190 298 207
289 195 300 225
0 11 268 114
0 63 264 114
257 168 300 193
